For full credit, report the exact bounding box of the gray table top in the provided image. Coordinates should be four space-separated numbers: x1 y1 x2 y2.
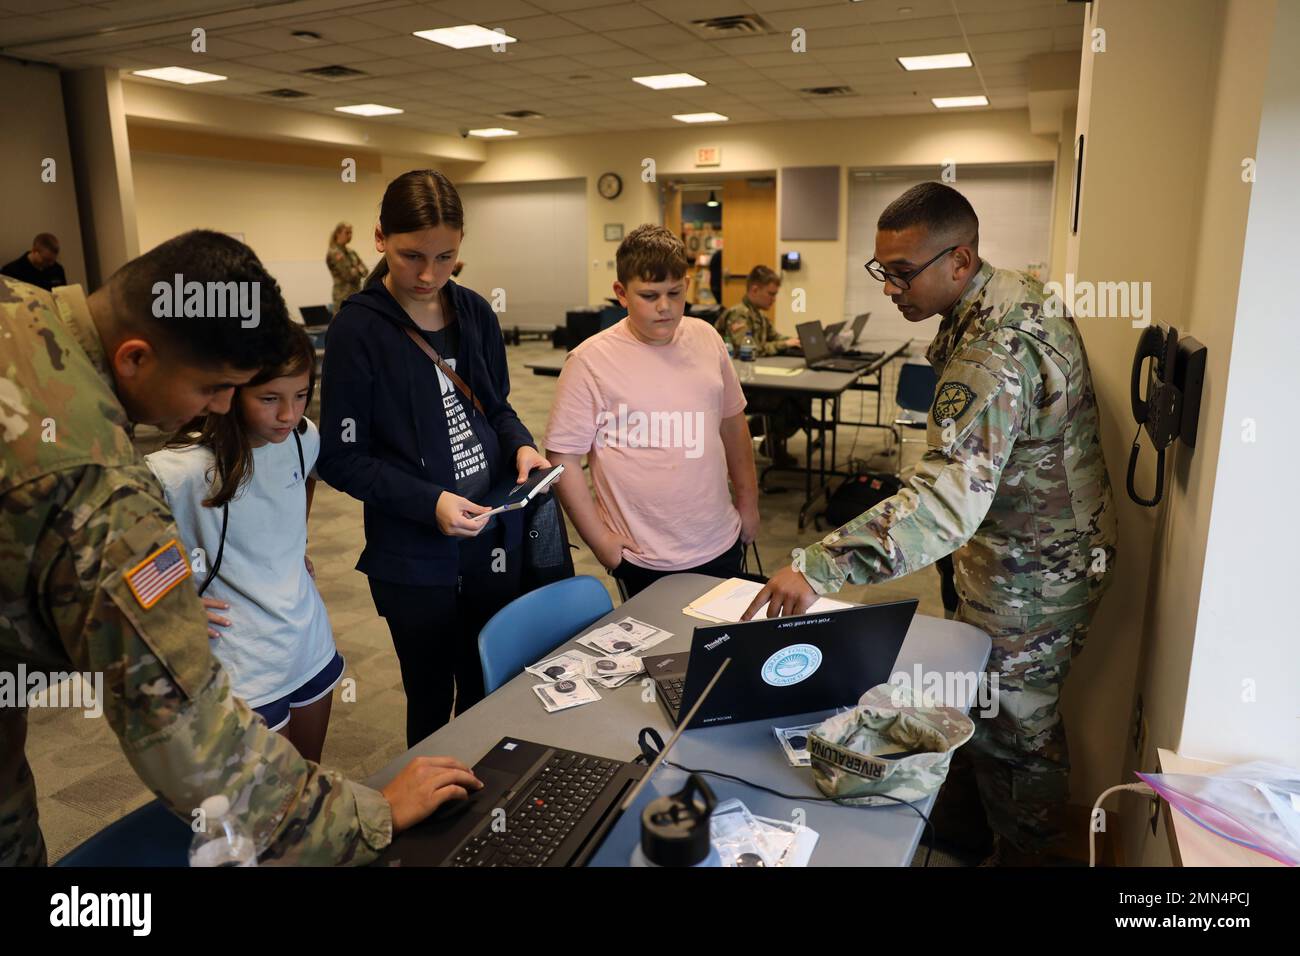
526 341 911 396
366 573 991 867
524 355 860 396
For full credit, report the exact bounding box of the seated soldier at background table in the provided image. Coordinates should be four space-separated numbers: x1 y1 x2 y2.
715 265 806 469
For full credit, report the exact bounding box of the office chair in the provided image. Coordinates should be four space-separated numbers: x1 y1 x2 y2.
893 361 938 477
55 799 191 867
477 575 614 694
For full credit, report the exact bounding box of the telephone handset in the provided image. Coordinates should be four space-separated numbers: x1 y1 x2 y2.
1127 324 1206 507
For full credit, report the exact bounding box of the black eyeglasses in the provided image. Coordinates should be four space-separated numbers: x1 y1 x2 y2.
865 245 958 291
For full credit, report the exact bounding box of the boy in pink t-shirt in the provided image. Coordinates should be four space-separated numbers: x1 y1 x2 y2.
546 225 760 596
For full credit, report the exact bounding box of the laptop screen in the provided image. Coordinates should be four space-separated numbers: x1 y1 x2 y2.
796 321 831 362
300 305 332 327
850 312 870 342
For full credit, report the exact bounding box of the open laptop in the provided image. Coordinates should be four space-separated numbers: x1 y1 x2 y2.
797 321 877 372
641 598 918 728
299 305 332 328
840 312 878 355
376 736 646 867
376 658 735 868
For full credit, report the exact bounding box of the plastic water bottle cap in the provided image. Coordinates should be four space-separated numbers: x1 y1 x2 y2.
201 795 231 819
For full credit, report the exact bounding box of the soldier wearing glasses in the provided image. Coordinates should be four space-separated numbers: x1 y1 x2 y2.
744 182 1117 865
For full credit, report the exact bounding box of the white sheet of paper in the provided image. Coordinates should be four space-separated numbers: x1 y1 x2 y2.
688 578 854 623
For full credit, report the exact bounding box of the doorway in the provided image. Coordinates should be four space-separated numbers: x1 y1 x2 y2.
663 174 776 308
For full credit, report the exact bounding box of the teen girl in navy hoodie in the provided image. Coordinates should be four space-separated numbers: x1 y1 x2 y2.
318 170 549 746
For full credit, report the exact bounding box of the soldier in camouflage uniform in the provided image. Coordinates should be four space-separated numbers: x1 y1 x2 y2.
745 183 1117 862
714 265 795 357
716 265 806 467
0 230 480 866
326 222 367 313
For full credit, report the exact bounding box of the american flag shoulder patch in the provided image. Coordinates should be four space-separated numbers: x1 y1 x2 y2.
124 539 192 610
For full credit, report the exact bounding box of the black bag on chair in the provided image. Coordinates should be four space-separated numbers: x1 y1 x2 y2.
519 493 575 592
816 471 904 531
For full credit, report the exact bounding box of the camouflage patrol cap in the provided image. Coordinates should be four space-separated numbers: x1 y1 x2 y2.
808 683 974 805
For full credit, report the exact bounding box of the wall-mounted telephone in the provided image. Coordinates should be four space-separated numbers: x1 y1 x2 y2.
1127 324 1206 506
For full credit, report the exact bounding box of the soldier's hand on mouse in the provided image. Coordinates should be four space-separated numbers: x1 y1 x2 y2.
382 756 484 833
743 565 817 620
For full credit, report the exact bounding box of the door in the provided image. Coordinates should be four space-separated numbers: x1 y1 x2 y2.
720 178 776 307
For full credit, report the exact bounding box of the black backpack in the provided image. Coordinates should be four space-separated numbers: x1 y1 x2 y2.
816 471 903 532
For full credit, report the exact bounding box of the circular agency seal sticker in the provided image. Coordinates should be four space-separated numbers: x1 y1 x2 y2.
760 644 824 687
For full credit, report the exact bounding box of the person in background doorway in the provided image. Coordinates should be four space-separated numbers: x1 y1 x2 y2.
326 222 367 313
2 233 67 291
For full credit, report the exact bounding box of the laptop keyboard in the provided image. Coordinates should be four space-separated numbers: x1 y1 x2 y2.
659 677 686 719
449 752 621 867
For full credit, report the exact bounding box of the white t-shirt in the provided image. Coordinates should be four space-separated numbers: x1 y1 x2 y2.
145 419 336 707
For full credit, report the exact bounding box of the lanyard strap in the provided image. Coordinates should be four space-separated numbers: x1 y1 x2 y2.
197 430 306 596
402 326 486 416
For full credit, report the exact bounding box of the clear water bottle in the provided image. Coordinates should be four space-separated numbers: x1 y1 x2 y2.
739 331 756 363
189 795 258 867
724 339 735 359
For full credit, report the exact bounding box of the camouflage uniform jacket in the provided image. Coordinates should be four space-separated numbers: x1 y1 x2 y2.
799 260 1117 614
716 297 782 356
326 243 366 312
0 277 392 866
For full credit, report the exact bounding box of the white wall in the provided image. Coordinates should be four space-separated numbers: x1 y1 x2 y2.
1180 0 1299 767
0 58 85 286
131 150 392 322
444 110 1060 333
1065 0 1286 867
456 179 587 330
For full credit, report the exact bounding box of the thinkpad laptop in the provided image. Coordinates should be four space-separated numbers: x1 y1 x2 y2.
377 660 737 868
642 598 918 728
377 737 646 867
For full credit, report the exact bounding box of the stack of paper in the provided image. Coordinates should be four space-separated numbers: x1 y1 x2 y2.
753 365 804 377
682 577 854 623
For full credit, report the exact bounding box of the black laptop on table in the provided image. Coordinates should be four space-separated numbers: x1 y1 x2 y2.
797 321 877 372
299 305 332 328
376 653 739 869
377 737 645 867
642 598 918 728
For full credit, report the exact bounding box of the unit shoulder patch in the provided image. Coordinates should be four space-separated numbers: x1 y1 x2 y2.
932 381 976 426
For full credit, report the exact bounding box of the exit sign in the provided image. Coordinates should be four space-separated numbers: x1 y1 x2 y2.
696 146 721 167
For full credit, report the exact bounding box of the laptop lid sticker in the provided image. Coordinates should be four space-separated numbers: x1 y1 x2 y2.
760 644 823 687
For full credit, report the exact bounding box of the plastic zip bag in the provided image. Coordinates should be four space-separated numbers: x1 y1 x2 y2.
1137 760 1300 865
709 799 820 867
